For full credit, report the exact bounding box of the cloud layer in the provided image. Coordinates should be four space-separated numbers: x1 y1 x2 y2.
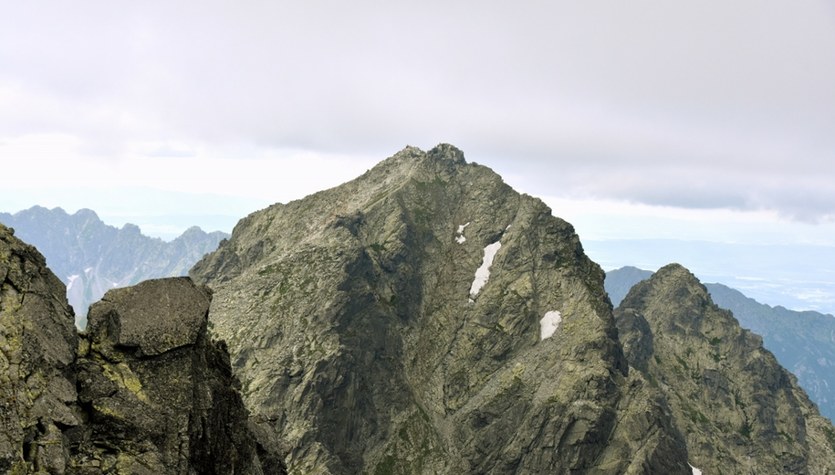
2 1 834 220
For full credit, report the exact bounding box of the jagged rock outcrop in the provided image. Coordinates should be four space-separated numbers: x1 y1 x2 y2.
606 266 835 423
191 145 691 474
1 224 79 473
0 206 228 326
0 223 283 474
615 264 835 475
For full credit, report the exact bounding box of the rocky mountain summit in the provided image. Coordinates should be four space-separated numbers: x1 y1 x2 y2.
0 206 228 327
606 266 835 422
0 223 281 474
615 264 835 474
192 144 692 473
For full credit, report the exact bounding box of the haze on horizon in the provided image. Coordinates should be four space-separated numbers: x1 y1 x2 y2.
1 1 834 314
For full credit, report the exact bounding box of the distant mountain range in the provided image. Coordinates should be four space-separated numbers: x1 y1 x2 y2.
606 266 835 422
0 206 228 327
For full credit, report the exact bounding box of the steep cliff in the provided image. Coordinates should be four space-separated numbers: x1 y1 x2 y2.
0 223 281 474
192 145 690 474
615 264 835 474
1 225 79 473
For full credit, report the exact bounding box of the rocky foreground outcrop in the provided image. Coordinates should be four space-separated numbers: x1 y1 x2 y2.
0 223 283 474
615 264 835 475
1 223 78 473
192 144 692 473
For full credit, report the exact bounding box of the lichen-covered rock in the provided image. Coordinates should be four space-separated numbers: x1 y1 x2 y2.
192 145 690 474
616 264 835 475
0 223 79 474
85 277 209 356
1 223 284 474
70 277 285 474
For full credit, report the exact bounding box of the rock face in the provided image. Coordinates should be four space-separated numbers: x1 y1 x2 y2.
1 223 78 473
0 206 228 326
0 223 282 474
192 145 691 474
606 266 835 422
615 264 835 474
707 284 835 423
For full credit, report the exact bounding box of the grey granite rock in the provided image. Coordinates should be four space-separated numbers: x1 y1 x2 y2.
0 223 284 474
86 277 210 356
0 223 78 474
192 145 690 474
616 264 835 474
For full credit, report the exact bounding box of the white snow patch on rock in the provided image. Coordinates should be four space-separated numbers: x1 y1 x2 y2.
455 222 470 244
540 311 562 340
689 464 702 475
469 240 501 297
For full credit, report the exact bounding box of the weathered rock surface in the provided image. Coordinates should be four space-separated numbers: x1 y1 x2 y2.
192 145 691 474
706 283 835 423
1 223 79 474
607 265 835 422
615 264 835 475
0 223 283 474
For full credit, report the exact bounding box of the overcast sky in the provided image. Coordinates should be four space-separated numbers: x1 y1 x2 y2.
2 2 834 311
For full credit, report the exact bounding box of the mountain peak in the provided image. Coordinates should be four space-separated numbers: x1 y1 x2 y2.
190 144 693 473
620 262 713 329
73 208 101 221
615 263 835 474
427 143 466 164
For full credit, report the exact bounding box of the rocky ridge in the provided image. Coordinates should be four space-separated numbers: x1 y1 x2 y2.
606 265 835 422
192 144 691 474
0 223 282 474
615 264 835 474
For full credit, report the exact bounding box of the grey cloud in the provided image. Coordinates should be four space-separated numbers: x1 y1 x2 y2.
1 1 834 219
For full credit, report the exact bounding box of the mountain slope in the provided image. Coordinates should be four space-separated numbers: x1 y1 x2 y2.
0 206 228 326
605 266 835 421
192 145 690 474
707 284 835 423
615 264 835 474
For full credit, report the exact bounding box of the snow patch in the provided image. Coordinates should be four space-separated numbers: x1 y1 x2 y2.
66 274 80 292
469 240 501 298
689 464 702 475
84 267 93 274
455 222 470 244
540 311 562 340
